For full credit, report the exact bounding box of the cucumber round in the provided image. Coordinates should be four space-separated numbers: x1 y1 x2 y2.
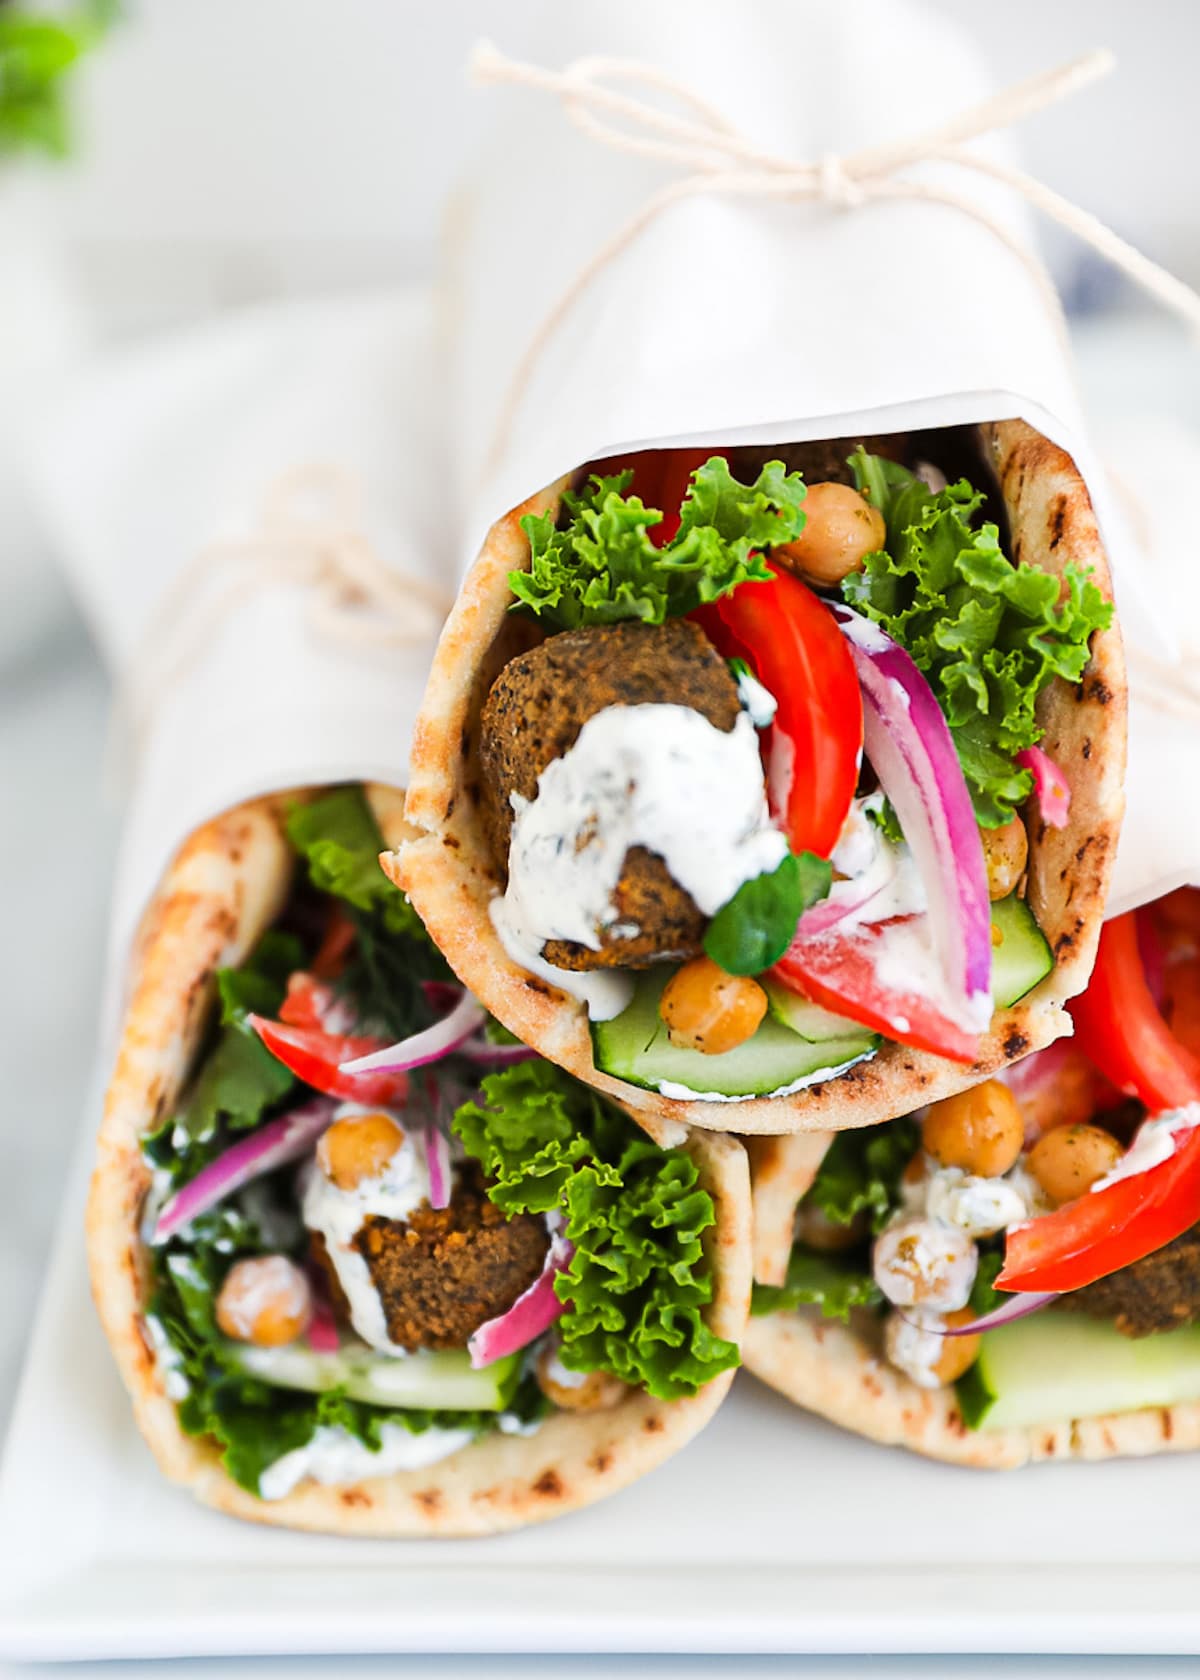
958 1311 1200 1431
591 970 877 1101
224 1340 521 1412
763 980 868 1043
990 891 1053 1008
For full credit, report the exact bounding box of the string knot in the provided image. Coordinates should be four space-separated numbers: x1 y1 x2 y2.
817 152 865 210
472 41 1200 465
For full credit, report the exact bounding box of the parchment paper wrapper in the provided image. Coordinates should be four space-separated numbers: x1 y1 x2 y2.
447 0 1187 912
29 291 449 1045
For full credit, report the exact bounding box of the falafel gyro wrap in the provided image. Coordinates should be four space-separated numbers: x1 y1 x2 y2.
88 783 750 1535
743 887 1200 1466
396 420 1126 1138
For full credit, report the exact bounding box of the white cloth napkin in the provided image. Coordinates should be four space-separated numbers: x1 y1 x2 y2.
28 289 449 1040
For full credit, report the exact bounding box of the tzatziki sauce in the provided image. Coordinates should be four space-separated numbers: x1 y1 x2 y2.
258 1420 474 1501
496 702 786 1012
301 1105 444 1354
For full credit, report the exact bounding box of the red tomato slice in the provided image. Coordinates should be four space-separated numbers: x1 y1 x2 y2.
998 908 1200 1295
1069 913 1200 1112
770 918 978 1063
695 565 862 860
248 1015 409 1106
311 906 356 980
998 1123 1200 1294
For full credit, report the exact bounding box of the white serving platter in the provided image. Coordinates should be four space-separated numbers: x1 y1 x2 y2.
3 1114 1200 1663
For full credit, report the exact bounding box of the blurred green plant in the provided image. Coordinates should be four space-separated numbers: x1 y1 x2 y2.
0 0 116 160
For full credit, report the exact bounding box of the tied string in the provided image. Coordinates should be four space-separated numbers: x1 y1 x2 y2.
470 41 1200 466
471 40 1200 724
115 463 453 762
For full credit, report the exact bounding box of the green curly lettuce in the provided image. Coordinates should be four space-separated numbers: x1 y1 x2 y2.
286 786 424 941
510 457 806 629
453 1060 739 1400
844 449 1113 827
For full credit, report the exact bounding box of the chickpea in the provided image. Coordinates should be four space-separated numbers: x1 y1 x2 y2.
660 957 767 1055
795 1202 867 1253
884 1305 981 1389
216 1254 311 1347
1027 1123 1123 1205
535 1343 627 1412
981 817 1029 901
931 1308 984 1385
921 1081 1024 1178
774 482 886 587
873 1216 977 1310
317 1111 406 1190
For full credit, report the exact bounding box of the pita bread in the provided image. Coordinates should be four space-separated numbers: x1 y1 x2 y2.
87 784 752 1536
741 1105 1200 1466
395 420 1127 1136
741 1309 1200 1468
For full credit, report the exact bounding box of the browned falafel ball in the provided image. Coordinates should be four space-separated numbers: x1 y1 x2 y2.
1063 1223 1200 1338
479 618 741 971
353 1166 551 1351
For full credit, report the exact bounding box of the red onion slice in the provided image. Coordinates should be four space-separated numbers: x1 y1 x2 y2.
152 1098 337 1244
833 605 991 1030
941 1290 1058 1335
338 991 486 1076
305 1274 341 1353
1016 746 1070 830
424 1120 453 1210
468 1231 574 1368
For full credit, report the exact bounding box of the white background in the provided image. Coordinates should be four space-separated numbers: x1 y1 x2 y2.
1 3 1199 1669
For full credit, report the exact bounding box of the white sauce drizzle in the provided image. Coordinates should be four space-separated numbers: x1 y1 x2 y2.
1091 1103 1200 1192
735 667 778 728
300 1104 444 1355
144 1313 190 1401
258 1421 474 1501
495 703 786 1019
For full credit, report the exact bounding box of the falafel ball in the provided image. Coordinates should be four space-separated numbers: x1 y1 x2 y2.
352 1165 551 1351
479 617 741 970
728 434 907 488
1063 1223 1200 1338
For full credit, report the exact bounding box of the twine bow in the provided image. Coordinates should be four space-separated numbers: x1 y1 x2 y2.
470 41 1200 460
117 464 452 757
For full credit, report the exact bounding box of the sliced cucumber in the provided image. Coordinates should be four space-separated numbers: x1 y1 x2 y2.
591 969 877 1100
957 1311 1200 1431
763 980 868 1044
990 891 1053 1008
224 1340 521 1412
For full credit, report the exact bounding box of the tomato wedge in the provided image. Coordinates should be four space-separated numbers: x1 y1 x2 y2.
770 917 978 1063
997 1125 1200 1294
311 905 356 980
248 1015 409 1106
1069 913 1200 1111
278 972 356 1032
695 564 862 860
998 909 1200 1294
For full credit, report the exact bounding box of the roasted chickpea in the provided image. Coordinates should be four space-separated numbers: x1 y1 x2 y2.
317 1111 406 1190
660 957 767 1055
216 1254 311 1347
774 482 886 587
535 1343 627 1412
981 817 1029 901
1027 1123 1123 1205
873 1216 977 1310
931 1308 984 1385
921 1081 1024 1178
